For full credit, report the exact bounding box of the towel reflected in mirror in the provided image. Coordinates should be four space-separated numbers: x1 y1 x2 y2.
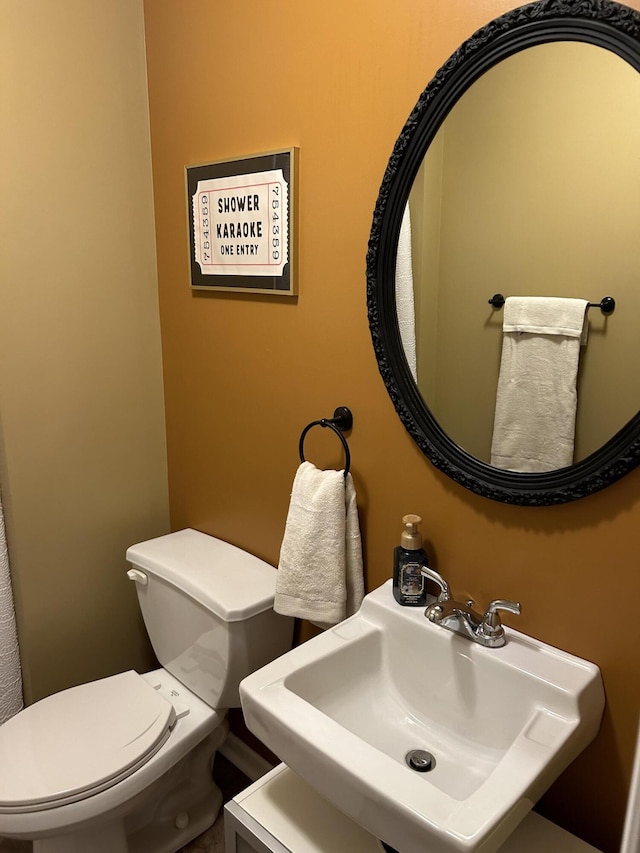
490 296 589 473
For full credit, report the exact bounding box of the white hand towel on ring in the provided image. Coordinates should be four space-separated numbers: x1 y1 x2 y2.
274 461 364 628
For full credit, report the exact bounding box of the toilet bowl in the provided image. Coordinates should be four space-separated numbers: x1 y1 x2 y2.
0 529 293 853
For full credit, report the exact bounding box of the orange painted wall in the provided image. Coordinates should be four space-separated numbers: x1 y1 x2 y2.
143 2 640 850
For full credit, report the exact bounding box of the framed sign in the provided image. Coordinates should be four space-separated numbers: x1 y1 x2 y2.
186 148 298 295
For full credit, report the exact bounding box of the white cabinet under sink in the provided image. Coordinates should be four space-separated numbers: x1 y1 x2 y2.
224 764 601 853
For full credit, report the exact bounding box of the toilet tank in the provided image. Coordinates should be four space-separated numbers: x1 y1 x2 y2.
126 529 293 709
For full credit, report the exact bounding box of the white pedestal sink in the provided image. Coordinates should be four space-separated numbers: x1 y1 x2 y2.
240 580 604 853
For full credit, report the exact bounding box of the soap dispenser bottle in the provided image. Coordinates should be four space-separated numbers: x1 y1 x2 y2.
393 514 429 606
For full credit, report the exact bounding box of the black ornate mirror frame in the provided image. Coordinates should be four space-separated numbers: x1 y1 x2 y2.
367 0 640 506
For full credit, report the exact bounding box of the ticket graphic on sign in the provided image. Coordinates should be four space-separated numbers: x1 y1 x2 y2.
192 169 289 277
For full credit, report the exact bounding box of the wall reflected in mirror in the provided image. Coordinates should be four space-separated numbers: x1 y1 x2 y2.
405 41 640 469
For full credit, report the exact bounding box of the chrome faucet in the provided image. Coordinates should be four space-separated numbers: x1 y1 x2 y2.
420 567 520 648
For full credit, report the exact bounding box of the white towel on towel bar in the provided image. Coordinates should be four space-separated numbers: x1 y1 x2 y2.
490 296 589 473
275 462 364 628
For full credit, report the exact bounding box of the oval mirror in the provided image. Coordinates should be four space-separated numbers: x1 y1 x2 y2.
367 0 640 505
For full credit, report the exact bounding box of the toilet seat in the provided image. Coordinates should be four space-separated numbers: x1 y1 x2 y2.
0 671 176 813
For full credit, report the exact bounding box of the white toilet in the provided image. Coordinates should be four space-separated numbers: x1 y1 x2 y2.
0 528 294 853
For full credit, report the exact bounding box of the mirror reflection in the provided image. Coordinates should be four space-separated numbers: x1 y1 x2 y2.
403 41 640 470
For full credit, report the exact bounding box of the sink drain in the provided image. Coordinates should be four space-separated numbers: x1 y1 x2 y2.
405 749 436 772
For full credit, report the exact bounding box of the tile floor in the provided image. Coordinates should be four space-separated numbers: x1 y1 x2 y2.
0 754 251 853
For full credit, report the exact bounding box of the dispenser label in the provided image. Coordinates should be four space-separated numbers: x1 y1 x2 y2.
401 562 425 597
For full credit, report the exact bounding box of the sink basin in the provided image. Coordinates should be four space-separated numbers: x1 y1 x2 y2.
240 580 604 853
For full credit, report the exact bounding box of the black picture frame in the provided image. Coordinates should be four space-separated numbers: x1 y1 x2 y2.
186 148 298 296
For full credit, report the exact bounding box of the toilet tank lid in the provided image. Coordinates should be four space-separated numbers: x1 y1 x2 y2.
126 528 279 621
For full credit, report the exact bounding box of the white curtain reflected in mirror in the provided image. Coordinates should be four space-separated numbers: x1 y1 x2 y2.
395 204 417 383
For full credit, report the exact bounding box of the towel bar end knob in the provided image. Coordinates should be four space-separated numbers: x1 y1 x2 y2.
330 406 353 432
600 296 615 315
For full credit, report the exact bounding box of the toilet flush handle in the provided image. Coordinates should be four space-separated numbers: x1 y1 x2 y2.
127 568 148 585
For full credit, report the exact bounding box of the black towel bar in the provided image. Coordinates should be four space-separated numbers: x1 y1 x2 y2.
298 406 353 477
488 294 615 315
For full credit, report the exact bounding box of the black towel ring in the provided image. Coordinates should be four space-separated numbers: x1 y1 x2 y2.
298 406 353 478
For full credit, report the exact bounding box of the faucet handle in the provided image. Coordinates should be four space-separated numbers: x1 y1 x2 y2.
420 567 450 602
482 599 521 633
